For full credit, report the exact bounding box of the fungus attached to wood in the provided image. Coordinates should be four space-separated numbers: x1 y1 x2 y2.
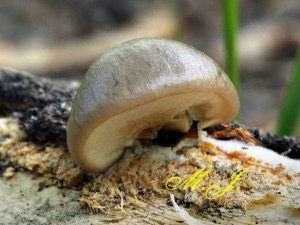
67 38 239 172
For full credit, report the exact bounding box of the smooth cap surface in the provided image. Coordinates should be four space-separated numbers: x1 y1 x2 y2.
67 38 239 172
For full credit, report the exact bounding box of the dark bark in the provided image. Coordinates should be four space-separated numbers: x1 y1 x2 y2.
0 68 77 147
249 128 300 159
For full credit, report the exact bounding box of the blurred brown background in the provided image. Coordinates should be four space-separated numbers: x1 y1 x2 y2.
0 0 299 134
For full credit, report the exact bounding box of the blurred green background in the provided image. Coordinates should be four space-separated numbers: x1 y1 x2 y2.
0 0 299 135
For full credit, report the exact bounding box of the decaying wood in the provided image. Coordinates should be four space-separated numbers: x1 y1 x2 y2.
0 68 77 146
0 68 300 225
1 116 300 225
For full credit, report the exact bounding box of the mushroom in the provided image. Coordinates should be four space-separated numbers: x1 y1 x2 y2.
67 38 239 172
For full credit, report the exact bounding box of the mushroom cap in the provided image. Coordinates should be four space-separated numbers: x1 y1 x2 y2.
67 38 239 172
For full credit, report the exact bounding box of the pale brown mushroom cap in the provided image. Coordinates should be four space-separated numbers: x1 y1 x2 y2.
67 38 239 172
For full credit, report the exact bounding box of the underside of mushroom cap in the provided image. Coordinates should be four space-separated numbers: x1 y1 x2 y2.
67 38 239 172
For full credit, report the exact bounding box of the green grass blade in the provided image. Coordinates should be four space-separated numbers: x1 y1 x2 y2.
276 48 300 135
221 0 239 93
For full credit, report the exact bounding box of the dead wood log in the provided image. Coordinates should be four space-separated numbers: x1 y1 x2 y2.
0 68 300 225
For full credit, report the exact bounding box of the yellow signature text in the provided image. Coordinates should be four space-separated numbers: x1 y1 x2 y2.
165 167 249 200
